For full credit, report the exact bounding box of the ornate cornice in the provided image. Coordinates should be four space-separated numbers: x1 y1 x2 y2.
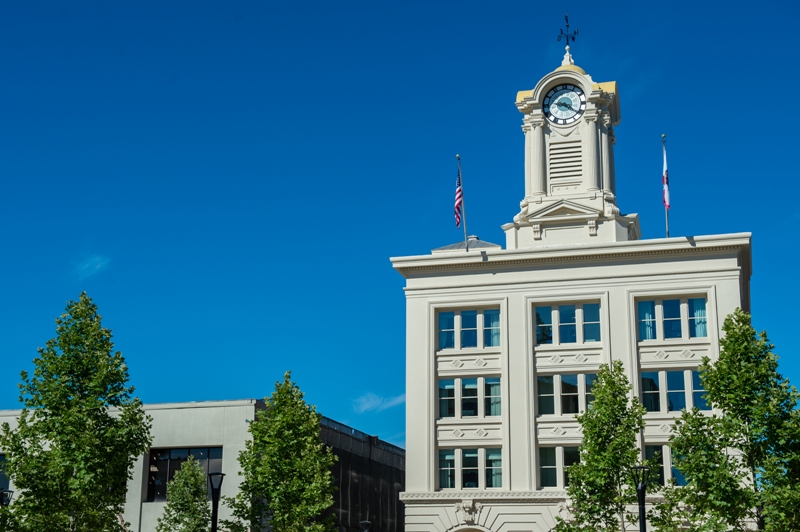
402 267 740 293
400 490 568 504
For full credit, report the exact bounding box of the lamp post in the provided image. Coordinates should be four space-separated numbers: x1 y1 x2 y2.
630 465 650 532
360 520 372 532
208 472 225 532
0 489 13 507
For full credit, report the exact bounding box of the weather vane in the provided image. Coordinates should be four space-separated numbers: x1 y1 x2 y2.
557 13 578 45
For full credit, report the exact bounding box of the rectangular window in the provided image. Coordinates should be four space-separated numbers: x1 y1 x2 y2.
641 372 661 412
484 377 501 416
537 375 555 415
461 379 479 417
439 449 456 489
585 373 598 406
638 300 657 341
643 370 711 413
559 305 577 344
438 448 503 490
539 447 557 488
583 303 601 342
645 445 665 485
537 374 596 416
536 303 602 345
439 379 455 418
672 449 687 486
438 377 501 419
563 446 580 486
535 306 553 345
561 374 580 414
663 299 682 339
461 311 478 348
484 309 501 347
485 448 502 488
688 298 708 338
439 312 455 349
462 449 479 488
638 297 709 341
692 370 710 410
146 447 223 502
666 371 687 412
0 454 8 492
437 309 502 350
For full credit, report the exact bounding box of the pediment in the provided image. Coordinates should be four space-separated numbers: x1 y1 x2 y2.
527 199 602 221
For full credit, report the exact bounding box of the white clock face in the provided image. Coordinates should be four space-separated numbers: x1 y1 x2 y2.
543 84 586 125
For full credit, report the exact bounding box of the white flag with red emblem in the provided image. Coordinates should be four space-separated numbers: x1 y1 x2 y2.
662 143 670 210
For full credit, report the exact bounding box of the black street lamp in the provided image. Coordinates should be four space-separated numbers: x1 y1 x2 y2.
0 489 13 507
630 466 650 532
360 520 372 532
208 472 225 532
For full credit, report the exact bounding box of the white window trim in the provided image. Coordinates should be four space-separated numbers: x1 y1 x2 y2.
437 447 503 490
644 443 684 486
438 376 502 420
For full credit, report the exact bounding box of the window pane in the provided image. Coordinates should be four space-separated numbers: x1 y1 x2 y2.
0 454 9 491
583 323 601 343
561 374 579 414
485 378 501 416
564 446 580 486
169 449 189 483
439 312 455 349
666 372 686 411
535 306 553 345
462 450 479 488
583 303 600 323
663 299 682 339
671 450 687 486
439 380 455 418
208 447 223 474
485 448 502 488
462 379 478 416
585 373 597 406
641 372 660 412
484 309 501 347
461 310 478 348
539 448 557 488
148 450 170 502
692 371 710 410
190 448 210 475
645 445 665 485
439 450 455 489
559 305 577 344
537 376 554 415
689 298 708 338
638 301 657 340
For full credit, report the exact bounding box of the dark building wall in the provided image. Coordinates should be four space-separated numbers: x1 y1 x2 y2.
320 417 405 532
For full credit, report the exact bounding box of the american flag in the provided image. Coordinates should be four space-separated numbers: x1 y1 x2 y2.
454 167 463 227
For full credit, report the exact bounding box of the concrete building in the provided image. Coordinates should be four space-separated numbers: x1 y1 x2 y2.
391 46 750 531
0 400 405 532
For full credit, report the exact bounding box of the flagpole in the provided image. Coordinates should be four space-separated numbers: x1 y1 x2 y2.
456 154 469 251
662 135 669 238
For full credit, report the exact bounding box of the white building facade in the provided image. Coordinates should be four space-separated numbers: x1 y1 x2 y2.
391 48 751 532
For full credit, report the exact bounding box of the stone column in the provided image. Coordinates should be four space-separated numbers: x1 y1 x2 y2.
608 128 617 195
600 116 612 194
583 114 600 191
523 124 532 197
531 119 546 196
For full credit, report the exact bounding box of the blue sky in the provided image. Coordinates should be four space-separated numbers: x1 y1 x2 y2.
1 1 799 448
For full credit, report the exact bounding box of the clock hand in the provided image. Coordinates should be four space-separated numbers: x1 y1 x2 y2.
557 101 575 111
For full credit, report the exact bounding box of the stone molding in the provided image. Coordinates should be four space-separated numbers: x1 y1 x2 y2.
400 490 568 503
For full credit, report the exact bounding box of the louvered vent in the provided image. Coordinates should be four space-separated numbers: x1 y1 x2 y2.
548 140 582 181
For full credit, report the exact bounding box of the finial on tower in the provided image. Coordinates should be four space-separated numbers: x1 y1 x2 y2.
557 13 578 66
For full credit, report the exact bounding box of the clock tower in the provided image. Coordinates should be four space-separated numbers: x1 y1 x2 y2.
503 45 641 249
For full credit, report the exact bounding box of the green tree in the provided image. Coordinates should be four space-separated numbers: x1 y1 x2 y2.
222 371 336 532
0 292 152 532
156 455 211 532
555 360 648 532
652 308 800 531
